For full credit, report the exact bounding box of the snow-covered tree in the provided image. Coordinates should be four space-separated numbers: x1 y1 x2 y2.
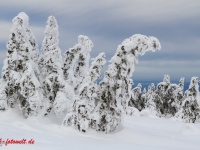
173 77 184 107
20 63 42 116
150 83 155 92
40 16 69 116
92 34 161 133
174 77 200 123
63 43 84 86
129 83 145 111
0 12 42 117
154 75 177 116
74 35 93 93
25 24 39 65
140 87 147 109
133 83 142 99
143 88 146 93
63 53 106 132
141 83 159 116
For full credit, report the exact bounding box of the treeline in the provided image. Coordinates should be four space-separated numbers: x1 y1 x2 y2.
129 75 200 123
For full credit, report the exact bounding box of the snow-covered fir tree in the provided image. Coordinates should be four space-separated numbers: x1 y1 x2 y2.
140 87 147 109
128 83 146 111
62 35 93 95
143 88 146 94
39 16 69 116
92 34 161 133
150 83 155 92
173 77 184 108
20 63 42 116
141 83 159 116
63 41 84 86
154 75 177 116
124 79 140 115
74 35 94 93
0 12 42 116
174 77 200 123
133 83 142 100
63 53 106 132
25 24 39 65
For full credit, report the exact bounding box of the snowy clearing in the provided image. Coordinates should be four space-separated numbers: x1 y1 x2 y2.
0 109 200 150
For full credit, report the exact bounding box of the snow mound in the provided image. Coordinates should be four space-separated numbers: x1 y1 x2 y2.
180 124 200 135
140 109 159 118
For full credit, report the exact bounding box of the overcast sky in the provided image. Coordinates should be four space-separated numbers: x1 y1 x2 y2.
0 0 200 84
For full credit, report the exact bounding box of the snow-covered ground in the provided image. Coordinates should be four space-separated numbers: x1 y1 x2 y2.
0 109 200 150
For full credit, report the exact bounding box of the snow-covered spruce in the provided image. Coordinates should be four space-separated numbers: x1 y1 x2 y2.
63 42 84 86
39 16 69 117
88 34 161 133
154 75 178 117
173 77 185 108
25 24 39 65
128 83 146 111
141 83 159 116
174 77 200 123
140 88 147 109
38 16 62 79
143 88 147 95
74 35 94 93
63 53 106 132
0 12 42 117
138 86 147 111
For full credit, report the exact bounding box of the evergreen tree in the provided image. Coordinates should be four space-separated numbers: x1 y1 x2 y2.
142 83 159 116
129 83 145 111
40 16 68 116
62 35 93 96
25 23 39 65
140 87 147 110
63 42 84 86
143 88 146 93
93 34 161 133
150 83 155 92
154 75 177 116
20 63 42 116
133 83 142 100
63 53 106 132
173 77 184 109
74 35 94 93
174 77 200 123
0 12 42 116
124 79 140 116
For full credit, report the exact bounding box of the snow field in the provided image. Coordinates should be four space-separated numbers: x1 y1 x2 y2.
0 109 200 150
